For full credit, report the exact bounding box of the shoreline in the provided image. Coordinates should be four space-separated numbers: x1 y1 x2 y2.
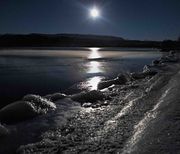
0 51 180 153
0 48 161 109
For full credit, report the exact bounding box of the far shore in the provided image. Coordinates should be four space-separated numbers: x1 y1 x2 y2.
0 33 180 50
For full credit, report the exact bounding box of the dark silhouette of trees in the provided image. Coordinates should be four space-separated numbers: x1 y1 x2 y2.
178 36 180 41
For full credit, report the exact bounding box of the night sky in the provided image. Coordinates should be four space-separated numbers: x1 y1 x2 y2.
0 0 180 40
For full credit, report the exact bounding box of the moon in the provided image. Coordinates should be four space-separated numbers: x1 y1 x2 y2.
90 7 100 18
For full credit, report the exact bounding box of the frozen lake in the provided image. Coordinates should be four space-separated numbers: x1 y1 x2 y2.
0 47 161 108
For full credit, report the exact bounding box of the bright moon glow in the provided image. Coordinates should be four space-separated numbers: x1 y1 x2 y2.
90 7 100 18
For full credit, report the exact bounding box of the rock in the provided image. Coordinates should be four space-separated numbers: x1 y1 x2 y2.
160 55 178 63
0 123 9 136
82 103 92 108
70 90 105 103
23 94 56 113
107 84 116 91
143 65 151 73
130 72 146 79
143 65 158 76
102 101 109 106
152 59 161 66
169 50 176 56
98 74 127 90
116 74 128 83
92 104 100 108
130 65 157 80
98 79 115 90
0 101 38 124
45 93 67 102
152 59 166 67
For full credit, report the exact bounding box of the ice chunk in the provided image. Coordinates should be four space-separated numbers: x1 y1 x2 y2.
0 95 56 124
44 93 67 102
0 123 9 136
0 101 38 124
23 94 56 113
70 90 105 104
98 74 128 90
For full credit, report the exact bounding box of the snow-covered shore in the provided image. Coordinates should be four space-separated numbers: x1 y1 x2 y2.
0 51 180 154
123 63 180 154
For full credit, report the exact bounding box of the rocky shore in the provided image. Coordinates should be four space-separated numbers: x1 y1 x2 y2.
0 51 180 154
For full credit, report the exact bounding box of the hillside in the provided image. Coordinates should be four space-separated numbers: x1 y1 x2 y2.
0 33 159 48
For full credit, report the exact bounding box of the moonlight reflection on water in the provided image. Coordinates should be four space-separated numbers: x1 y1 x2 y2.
87 48 103 74
84 48 104 90
87 61 103 74
88 48 101 59
81 48 104 90
78 76 104 91
86 76 104 90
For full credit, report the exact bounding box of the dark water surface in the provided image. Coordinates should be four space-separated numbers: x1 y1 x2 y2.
0 48 161 108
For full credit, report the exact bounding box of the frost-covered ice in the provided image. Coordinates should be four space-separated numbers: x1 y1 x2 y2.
0 98 80 154
0 95 57 124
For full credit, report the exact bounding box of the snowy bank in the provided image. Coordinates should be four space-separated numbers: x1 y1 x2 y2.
15 51 180 154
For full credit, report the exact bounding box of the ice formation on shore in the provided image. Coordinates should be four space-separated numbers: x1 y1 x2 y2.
0 95 56 124
0 50 179 154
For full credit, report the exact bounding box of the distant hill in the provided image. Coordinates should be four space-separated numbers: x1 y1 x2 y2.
0 33 124 47
0 33 179 49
